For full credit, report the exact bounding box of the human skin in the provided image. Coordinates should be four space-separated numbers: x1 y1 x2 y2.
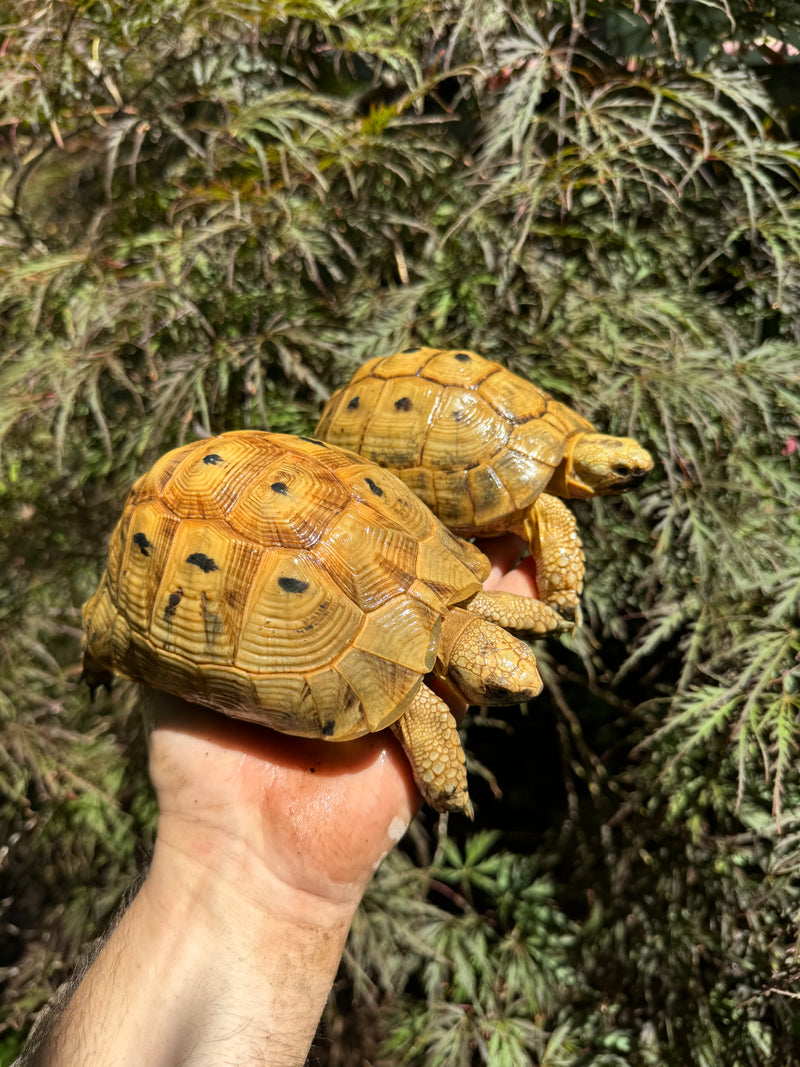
21 535 536 1067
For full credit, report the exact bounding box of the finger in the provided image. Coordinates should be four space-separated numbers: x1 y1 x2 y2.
475 534 539 599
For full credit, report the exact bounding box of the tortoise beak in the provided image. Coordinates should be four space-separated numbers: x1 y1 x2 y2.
614 467 652 492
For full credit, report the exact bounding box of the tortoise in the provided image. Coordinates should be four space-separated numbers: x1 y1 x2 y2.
316 347 654 626
81 430 546 817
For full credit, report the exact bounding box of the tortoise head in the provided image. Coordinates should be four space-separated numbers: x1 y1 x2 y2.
550 433 654 499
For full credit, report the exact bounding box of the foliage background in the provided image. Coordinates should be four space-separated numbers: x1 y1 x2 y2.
1 1 799 1063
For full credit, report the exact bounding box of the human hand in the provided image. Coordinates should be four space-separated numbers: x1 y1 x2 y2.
22 535 538 1067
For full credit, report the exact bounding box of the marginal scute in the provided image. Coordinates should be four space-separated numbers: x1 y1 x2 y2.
489 448 547 510
414 532 487 603
247 671 314 732
81 578 116 676
123 632 210 704
467 465 516 529
510 417 569 471
541 398 595 437
204 662 260 714
431 468 472 526
353 597 441 673
305 669 365 739
336 647 421 733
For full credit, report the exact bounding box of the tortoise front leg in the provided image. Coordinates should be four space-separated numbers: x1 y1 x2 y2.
512 492 585 622
464 588 571 636
391 684 473 817
393 609 544 817
462 492 583 638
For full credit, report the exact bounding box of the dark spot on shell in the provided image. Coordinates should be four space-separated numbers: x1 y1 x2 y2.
455 352 471 362
394 397 411 412
186 552 218 573
309 766 316 773
132 532 153 556
322 720 335 737
203 453 224 465
164 588 183 621
453 410 464 422
365 477 384 497
298 436 325 446
278 576 309 594
271 481 289 495
347 395 360 410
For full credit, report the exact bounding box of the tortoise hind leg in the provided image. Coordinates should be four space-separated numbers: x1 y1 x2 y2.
391 685 473 818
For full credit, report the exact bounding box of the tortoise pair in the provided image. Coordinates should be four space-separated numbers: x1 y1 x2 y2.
83 348 652 815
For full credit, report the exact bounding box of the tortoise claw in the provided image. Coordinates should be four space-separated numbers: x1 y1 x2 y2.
80 665 113 702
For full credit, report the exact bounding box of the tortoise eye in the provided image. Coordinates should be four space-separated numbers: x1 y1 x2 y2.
612 463 631 477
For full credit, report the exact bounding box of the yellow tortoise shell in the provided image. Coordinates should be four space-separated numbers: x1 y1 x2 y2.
81 430 489 739
316 346 596 533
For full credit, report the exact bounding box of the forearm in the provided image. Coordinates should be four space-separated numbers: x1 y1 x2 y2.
22 835 357 1067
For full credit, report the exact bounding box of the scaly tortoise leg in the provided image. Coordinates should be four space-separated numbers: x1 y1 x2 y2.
392 609 544 817
511 492 585 623
462 493 583 637
392 684 473 817
464 588 571 636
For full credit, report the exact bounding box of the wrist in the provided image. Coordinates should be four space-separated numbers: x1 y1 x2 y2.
151 808 363 931
36 819 358 1067
132 827 355 1065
